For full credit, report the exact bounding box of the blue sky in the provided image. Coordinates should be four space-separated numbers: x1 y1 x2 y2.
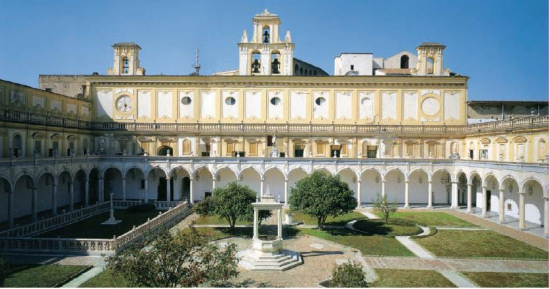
0 0 547 101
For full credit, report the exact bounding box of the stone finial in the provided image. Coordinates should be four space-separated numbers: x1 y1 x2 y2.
285 31 292 43
241 30 248 43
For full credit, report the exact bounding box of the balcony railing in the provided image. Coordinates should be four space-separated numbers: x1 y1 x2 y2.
1 108 547 136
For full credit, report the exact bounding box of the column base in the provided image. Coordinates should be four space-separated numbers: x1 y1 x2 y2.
427 205 433 209
403 205 410 209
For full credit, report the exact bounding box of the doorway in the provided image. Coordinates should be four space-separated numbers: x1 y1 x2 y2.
158 177 174 201
486 190 491 211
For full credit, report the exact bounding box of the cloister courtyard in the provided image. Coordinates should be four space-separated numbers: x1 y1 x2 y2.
1 206 548 288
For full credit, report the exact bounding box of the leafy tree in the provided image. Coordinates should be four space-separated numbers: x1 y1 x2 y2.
372 194 398 224
330 261 368 287
0 255 10 287
211 181 271 229
289 171 356 228
107 227 239 287
192 196 214 216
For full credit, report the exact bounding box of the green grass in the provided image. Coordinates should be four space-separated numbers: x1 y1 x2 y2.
79 269 128 287
291 211 367 226
462 272 549 288
193 215 252 226
375 211 477 227
36 209 161 239
4 264 90 287
299 228 414 256
415 230 548 259
353 219 423 237
369 269 456 287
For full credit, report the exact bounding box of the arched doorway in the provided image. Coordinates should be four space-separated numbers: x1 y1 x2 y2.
157 145 173 156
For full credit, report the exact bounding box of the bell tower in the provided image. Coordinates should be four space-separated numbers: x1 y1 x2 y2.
238 9 295 76
108 42 146 76
412 42 449 76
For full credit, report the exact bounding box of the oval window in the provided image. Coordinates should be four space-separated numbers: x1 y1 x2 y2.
270 97 281 106
181 96 192 105
225 97 236 105
315 97 326 106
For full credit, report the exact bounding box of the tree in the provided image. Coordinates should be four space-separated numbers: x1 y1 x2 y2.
206 181 271 229
0 255 10 287
372 194 398 224
289 171 356 228
330 261 368 287
107 227 239 287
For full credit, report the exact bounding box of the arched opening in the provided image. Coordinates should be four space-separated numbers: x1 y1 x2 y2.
288 168 308 201
294 64 299 75
427 57 434 75
12 134 22 158
360 169 382 204
384 170 406 204
194 167 213 200
522 180 544 226
337 169 357 202
400 55 409 69
57 171 73 211
271 52 281 74
157 145 173 156
122 57 129 74
37 172 56 217
74 170 87 208
484 175 500 214
168 167 191 202
502 177 520 221
239 168 261 196
264 168 285 203
432 170 451 206
470 173 481 209
0 177 12 229
251 51 261 73
408 169 429 206
89 169 100 204
216 167 238 189
13 175 35 225
457 173 468 206
148 168 169 201
104 168 123 201
262 26 270 43
125 168 146 200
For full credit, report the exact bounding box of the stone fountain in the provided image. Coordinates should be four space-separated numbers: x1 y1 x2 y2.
237 184 302 271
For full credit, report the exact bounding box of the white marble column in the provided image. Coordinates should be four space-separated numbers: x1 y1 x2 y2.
381 180 386 199
32 186 38 221
357 180 362 208
467 183 473 213
519 193 526 229
481 186 487 217
166 178 171 202
144 178 149 202
122 177 126 201
98 178 104 203
427 181 433 208
544 196 549 237
284 179 289 206
84 179 89 207
69 181 74 211
451 181 458 209
7 188 14 228
189 177 194 204
499 188 505 223
52 183 58 216
404 181 410 208
278 208 282 239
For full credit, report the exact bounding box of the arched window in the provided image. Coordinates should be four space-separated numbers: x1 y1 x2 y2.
427 57 434 75
271 52 281 74
400 55 409 69
13 134 22 157
295 64 299 74
251 52 261 73
182 139 191 155
262 27 270 43
299 67 303 75
122 57 129 74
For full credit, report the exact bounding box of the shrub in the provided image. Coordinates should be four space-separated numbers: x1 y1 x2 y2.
192 197 214 216
329 261 368 287
0 255 10 287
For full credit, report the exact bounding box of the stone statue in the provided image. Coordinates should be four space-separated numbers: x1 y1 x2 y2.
252 59 261 73
99 137 106 151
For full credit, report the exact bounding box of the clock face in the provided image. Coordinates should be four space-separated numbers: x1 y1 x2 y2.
116 96 133 112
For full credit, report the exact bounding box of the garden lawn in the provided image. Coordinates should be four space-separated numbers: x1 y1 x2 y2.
4 264 90 287
79 269 128 287
353 219 423 237
461 272 549 288
193 215 252 226
370 269 456 287
291 211 366 226
375 211 477 228
415 230 548 259
299 228 414 256
36 209 161 239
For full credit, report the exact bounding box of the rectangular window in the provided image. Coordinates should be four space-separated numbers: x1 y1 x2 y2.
182 140 191 155
367 145 378 158
480 149 488 160
406 144 414 157
267 136 273 146
317 143 325 156
294 144 304 158
249 143 258 156
226 143 235 156
34 140 41 154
